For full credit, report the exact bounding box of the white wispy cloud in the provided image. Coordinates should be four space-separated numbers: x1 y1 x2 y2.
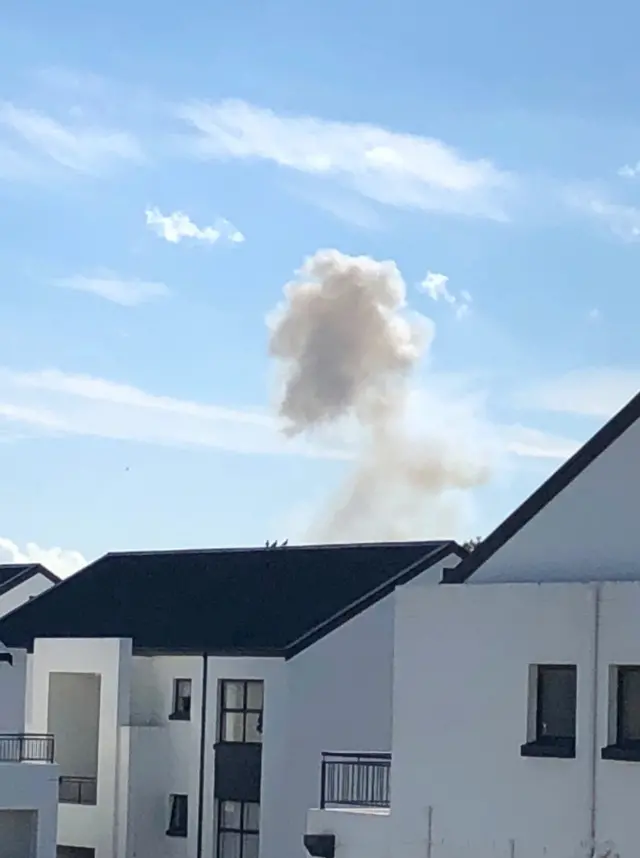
518 368 640 418
145 207 245 245
619 162 640 179
0 368 345 459
0 101 142 176
419 271 472 319
177 98 512 219
0 366 578 465
502 425 580 460
0 536 86 578
53 273 170 306
567 190 640 242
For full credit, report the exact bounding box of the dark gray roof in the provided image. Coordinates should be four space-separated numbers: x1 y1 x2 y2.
0 564 59 598
0 541 464 657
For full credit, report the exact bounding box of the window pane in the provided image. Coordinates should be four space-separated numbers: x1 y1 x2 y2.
220 832 242 858
223 712 245 742
223 681 245 710
177 679 191 697
620 668 640 741
243 802 260 831
244 713 262 743
243 833 259 858
246 682 264 711
220 801 242 830
538 666 576 739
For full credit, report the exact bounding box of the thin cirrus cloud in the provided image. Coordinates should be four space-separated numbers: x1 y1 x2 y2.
418 271 472 319
518 368 640 419
0 100 142 177
0 366 581 466
145 207 245 245
176 98 513 220
53 273 170 307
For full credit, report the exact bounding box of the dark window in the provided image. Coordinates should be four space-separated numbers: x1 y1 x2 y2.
217 800 260 858
617 667 640 745
521 664 577 758
170 679 192 721
167 794 188 837
535 665 577 742
219 681 264 744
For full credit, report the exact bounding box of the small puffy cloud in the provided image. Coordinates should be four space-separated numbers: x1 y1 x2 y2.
419 271 471 319
0 536 86 578
54 273 169 306
145 207 244 245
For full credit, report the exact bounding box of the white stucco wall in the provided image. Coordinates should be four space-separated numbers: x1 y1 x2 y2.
0 574 55 620
0 766 59 858
29 638 132 858
0 649 27 733
469 415 640 583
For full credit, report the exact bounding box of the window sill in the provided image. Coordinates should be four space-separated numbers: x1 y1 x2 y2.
520 739 575 759
601 744 640 762
166 828 187 838
168 712 191 722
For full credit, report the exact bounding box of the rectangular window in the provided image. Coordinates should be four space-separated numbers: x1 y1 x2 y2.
219 680 264 744
217 800 259 858
167 794 188 837
617 666 640 745
521 664 577 758
170 678 192 721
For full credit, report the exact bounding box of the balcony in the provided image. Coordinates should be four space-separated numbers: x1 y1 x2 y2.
0 733 54 763
59 776 98 805
320 752 391 809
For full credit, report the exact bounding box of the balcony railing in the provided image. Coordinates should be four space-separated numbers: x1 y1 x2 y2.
320 752 391 809
59 776 98 805
0 733 54 763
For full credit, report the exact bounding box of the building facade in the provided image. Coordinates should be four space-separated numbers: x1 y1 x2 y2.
0 541 464 858
305 390 640 858
0 642 59 858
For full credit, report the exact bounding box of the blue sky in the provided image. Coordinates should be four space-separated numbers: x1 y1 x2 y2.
0 0 639 575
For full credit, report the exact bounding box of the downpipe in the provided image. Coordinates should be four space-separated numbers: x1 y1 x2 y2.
588 584 602 858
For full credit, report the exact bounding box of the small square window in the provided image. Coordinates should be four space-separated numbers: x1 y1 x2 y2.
167 794 188 837
170 679 192 721
521 664 577 758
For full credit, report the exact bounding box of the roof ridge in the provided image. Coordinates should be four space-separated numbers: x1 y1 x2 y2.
445 388 640 583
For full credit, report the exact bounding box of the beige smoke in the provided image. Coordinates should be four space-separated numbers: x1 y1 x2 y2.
268 249 489 541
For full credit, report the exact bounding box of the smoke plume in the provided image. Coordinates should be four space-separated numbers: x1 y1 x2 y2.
267 249 489 541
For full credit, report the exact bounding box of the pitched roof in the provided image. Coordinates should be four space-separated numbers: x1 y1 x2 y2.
444 390 640 584
0 563 59 598
0 541 464 657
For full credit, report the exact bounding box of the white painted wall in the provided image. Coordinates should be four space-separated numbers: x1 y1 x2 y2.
469 415 640 583
48 673 100 779
0 649 27 733
0 575 56 620
0 763 59 858
307 808 390 858
276 552 460 858
29 638 132 858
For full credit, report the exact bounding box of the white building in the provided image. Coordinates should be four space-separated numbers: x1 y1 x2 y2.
0 565 59 619
305 391 640 858
0 540 465 858
0 640 59 858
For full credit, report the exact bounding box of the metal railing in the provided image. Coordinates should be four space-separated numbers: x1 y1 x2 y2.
59 776 98 805
320 752 391 809
0 733 54 763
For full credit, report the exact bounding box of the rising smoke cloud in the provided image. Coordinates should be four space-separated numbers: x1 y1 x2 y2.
267 249 489 541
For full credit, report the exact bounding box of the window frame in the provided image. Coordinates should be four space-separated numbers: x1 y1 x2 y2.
216 799 260 858
602 665 640 761
218 680 264 744
169 678 192 721
521 663 577 759
166 793 188 838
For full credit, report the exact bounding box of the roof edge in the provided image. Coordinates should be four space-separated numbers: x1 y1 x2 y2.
0 563 60 599
449 389 640 584
284 541 467 659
